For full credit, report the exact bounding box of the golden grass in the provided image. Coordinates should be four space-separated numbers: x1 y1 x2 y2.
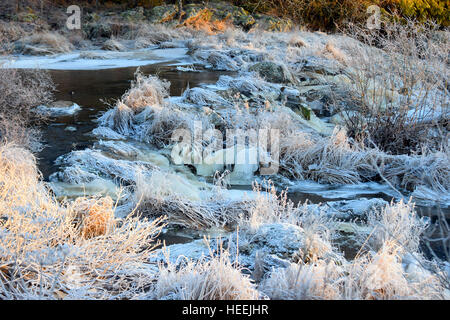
72 197 116 239
0 143 165 299
178 9 231 35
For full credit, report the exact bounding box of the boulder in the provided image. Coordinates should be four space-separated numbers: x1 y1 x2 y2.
249 62 294 84
35 101 81 117
239 223 306 259
102 39 125 51
121 7 145 22
325 198 388 220
254 15 293 32
149 5 178 23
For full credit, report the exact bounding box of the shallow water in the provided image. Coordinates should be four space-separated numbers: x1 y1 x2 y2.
37 63 233 180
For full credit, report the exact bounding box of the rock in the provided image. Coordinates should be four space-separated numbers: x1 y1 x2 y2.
240 223 306 259
281 106 335 135
149 5 178 24
308 100 325 115
149 2 291 32
300 56 342 76
325 198 388 220
84 23 112 39
234 13 256 31
102 39 125 51
35 101 81 117
206 51 239 71
254 15 293 32
64 126 77 132
249 62 294 84
91 127 126 140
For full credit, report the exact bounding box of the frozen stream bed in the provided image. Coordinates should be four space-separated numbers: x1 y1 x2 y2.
2 47 447 256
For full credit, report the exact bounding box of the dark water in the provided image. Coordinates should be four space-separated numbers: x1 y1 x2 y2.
37 63 233 180
35 63 448 260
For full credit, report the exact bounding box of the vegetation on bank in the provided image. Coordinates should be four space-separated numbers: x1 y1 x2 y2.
233 0 449 30
1 0 448 33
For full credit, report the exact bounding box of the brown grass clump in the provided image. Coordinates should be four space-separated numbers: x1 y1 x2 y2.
323 41 347 65
122 70 170 112
72 197 116 239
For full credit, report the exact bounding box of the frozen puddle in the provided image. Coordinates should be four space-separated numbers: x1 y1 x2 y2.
0 47 193 70
288 180 399 201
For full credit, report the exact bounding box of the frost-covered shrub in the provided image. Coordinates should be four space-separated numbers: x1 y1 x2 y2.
0 143 164 299
0 67 54 150
153 248 259 300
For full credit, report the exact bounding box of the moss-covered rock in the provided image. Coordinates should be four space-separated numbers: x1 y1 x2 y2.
121 7 145 23
149 4 178 24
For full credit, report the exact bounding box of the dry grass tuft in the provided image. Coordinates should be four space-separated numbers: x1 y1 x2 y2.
134 170 248 229
18 32 74 55
154 242 259 300
72 197 116 239
122 70 170 112
279 128 377 184
364 200 428 253
260 260 342 299
178 9 231 35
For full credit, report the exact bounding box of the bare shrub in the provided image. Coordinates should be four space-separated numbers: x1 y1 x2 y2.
178 8 231 35
0 67 54 150
337 20 449 155
0 68 54 121
0 21 26 54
